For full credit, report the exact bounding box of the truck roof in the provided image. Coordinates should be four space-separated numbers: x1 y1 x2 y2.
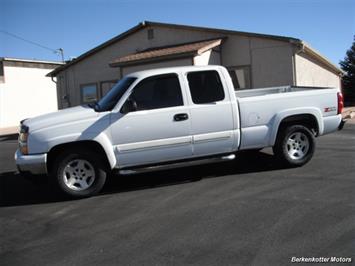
125 65 225 79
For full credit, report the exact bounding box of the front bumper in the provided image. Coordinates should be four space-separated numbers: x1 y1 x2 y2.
15 149 47 175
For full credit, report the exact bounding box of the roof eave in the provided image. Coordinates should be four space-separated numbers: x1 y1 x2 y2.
196 39 223 55
109 51 197 67
293 40 344 75
144 21 301 43
109 37 225 67
1 57 64 65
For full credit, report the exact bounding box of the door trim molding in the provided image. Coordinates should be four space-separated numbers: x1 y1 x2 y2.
116 136 192 153
193 130 233 144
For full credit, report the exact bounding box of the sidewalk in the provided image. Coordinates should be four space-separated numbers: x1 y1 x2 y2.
0 126 18 137
343 106 355 124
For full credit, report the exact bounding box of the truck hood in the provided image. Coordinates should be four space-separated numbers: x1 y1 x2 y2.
24 105 99 132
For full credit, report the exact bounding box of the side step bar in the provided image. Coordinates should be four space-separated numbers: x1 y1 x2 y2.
119 154 236 175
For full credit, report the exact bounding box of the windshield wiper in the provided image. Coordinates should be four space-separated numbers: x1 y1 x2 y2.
94 101 101 112
88 101 100 112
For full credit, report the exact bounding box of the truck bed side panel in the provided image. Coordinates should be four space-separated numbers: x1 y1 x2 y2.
236 88 340 149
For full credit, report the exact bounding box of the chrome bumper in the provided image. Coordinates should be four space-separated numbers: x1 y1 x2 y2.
15 149 47 175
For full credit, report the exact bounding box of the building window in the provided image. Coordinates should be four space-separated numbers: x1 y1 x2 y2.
81 83 98 103
187 70 225 104
147 29 154 40
228 66 251 90
100 80 118 98
128 74 183 111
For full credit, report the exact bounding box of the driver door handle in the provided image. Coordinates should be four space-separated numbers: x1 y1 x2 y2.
174 113 189 122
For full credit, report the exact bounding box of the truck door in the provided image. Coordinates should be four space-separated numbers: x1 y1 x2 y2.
110 73 193 168
185 70 235 157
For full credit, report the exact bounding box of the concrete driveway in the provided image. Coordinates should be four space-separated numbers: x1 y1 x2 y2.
0 125 354 266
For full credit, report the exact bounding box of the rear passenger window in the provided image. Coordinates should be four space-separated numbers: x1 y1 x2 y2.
187 70 225 104
129 74 183 111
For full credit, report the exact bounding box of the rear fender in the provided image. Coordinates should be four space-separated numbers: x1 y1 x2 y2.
269 107 323 146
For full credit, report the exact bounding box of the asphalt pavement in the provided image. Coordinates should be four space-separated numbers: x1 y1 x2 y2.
0 125 354 266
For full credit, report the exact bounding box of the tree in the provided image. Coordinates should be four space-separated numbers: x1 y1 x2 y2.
340 36 355 105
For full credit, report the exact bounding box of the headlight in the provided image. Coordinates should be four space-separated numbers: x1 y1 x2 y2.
19 123 29 155
19 132 28 142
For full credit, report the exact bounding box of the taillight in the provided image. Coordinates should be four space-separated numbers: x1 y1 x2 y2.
337 92 344 115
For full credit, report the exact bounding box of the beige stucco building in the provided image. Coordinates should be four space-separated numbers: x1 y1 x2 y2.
0 58 63 128
47 21 343 109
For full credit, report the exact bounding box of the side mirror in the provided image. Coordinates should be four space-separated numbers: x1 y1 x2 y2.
121 99 137 113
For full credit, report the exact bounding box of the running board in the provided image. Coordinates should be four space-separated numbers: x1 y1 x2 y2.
118 154 236 175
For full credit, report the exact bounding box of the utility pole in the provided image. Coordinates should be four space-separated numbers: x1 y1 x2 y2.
0 30 65 62
56 48 65 62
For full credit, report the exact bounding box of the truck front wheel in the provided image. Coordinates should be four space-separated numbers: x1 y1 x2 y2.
52 150 107 198
273 125 315 167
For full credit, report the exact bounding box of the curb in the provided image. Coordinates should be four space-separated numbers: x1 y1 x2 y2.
0 127 18 137
342 107 355 124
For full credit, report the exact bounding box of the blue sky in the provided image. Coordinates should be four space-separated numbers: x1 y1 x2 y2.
1 0 354 67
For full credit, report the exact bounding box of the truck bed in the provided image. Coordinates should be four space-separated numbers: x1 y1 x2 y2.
235 86 332 98
234 85 340 150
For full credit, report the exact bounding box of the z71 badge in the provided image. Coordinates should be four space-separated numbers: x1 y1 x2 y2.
324 106 337 112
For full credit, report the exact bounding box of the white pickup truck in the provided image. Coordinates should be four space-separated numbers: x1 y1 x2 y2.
15 66 345 198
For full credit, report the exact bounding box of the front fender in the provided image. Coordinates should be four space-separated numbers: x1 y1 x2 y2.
91 133 117 169
28 113 117 169
43 132 117 170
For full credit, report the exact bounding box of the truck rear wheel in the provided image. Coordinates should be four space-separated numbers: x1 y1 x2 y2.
273 125 315 167
52 150 107 198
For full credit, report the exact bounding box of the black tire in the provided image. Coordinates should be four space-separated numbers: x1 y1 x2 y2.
51 150 107 198
273 125 315 167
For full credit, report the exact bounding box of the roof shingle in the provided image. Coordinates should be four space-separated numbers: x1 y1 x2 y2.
109 38 223 67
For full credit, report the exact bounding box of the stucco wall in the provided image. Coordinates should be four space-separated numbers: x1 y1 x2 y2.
221 36 294 88
221 35 251 66
251 41 294 88
295 52 340 88
0 65 58 127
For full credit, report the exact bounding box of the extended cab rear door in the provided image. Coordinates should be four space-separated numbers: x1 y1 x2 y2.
184 69 237 157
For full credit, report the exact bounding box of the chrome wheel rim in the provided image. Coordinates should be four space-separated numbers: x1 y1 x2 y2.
286 132 309 160
63 159 95 191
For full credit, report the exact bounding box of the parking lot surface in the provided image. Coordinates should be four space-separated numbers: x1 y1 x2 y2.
0 125 354 266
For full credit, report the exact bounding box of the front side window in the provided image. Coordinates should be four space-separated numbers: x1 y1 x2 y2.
187 70 225 104
228 66 251 90
81 84 97 103
127 74 183 111
95 77 136 112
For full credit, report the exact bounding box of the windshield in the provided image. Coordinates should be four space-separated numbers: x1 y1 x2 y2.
94 77 137 112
